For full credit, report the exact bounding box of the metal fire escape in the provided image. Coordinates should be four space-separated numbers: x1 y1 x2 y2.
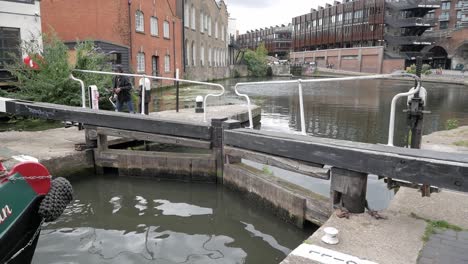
385 0 440 59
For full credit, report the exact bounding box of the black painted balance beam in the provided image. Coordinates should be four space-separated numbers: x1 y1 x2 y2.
224 129 468 192
0 98 211 140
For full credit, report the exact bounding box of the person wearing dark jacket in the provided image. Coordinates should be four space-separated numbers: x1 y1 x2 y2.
113 66 134 113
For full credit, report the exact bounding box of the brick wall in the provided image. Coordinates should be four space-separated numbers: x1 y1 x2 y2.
41 0 182 84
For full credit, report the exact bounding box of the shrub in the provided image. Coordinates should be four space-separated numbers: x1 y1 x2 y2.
243 43 269 77
406 63 432 75
445 119 459 130
5 34 113 106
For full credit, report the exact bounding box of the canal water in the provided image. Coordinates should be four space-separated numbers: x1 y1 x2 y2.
33 175 313 263
32 77 468 263
152 77 468 209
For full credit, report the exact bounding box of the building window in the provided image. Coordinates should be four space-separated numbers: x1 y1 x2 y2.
192 41 196 66
440 21 449 29
150 17 159 36
184 3 189 28
208 16 212 36
208 47 212 66
221 26 225 41
200 45 205 66
215 21 218 38
0 27 20 70
136 10 144 32
457 11 462 19
200 12 204 33
441 1 451 9
137 52 145 72
164 55 170 72
186 41 190 66
163 21 170 38
191 6 196 30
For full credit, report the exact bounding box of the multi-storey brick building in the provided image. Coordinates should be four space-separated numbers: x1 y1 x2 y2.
236 24 292 59
292 0 443 68
41 0 183 80
423 0 468 68
183 0 229 81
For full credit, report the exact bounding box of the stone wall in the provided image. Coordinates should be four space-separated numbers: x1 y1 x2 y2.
183 0 230 81
290 46 404 74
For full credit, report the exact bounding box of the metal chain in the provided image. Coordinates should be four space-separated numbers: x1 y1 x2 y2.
4 219 45 264
7 175 52 182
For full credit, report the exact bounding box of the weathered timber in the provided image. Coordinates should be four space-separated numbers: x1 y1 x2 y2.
94 148 217 182
224 146 329 180
3 99 211 140
330 168 368 213
224 129 468 192
224 163 331 227
96 127 211 149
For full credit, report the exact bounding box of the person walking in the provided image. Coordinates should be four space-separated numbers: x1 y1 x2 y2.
113 65 134 113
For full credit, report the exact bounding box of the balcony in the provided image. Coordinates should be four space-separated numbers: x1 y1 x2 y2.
439 14 450 21
386 16 437 27
386 0 441 11
385 35 435 45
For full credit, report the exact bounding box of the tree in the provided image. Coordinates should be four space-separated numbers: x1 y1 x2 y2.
5 34 113 106
243 43 269 77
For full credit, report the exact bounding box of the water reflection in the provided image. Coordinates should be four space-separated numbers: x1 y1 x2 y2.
33 176 312 264
155 77 468 146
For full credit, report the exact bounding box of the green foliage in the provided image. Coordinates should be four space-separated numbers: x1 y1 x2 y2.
262 165 273 175
5 34 112 106
406 64 432 75
453 140 468 147
445 118 459 130
243 43 269 77
411 213 464 242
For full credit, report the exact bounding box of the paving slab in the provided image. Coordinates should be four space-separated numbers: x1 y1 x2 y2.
149 104 261 124
282 187 468 264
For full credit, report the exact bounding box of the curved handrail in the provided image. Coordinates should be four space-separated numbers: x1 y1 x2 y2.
234 71 421 144
69 74 86 108
73 69 225 122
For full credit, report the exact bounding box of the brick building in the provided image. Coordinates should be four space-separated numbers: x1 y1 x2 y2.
237 24 292 59
41 0 183 80
183 0 229 81
422 0 468 68
292 0 443 67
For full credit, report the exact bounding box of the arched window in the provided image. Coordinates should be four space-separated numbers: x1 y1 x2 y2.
200 44 204 66
136 10 144 32
137 52 145 72
192 41 196 66
184 1 189 28
185 40 190 66
191 6 196 30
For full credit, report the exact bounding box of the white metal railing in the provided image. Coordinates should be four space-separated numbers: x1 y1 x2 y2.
72 69 225 122
69 74 86 108
234 71 421 146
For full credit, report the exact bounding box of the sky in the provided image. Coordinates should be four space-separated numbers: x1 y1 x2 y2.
226 0 327 34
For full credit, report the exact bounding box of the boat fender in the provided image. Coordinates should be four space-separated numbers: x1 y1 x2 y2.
38 177 73 222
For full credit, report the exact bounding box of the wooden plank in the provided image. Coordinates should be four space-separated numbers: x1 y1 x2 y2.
330 168 367 213
224 129 468 192
232 129 468 163
96 127 211 149
224 146 330 180
5 99 212 140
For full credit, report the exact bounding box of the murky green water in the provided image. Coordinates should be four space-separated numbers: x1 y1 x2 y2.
33 175 312 263
152 77 468 209
31 77 468 263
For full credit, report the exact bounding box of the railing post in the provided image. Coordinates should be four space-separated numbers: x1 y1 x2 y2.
330 167 368 213
408 57 424 149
